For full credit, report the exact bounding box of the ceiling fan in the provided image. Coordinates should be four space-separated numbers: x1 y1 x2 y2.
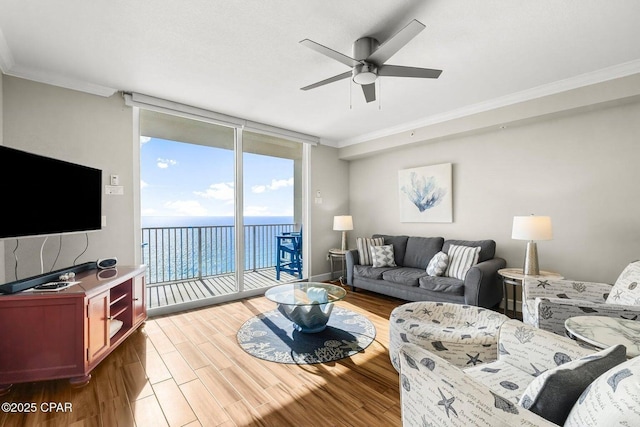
300 19 442 103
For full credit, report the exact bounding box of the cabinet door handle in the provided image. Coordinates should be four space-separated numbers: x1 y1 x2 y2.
134 298 140 301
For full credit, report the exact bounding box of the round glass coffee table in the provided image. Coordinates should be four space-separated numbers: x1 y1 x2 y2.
265 282 347 333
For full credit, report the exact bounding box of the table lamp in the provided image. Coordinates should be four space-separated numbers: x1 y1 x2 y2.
333 215 353 251
511 215 552 276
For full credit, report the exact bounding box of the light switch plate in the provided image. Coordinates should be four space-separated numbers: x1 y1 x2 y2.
105 185 124 195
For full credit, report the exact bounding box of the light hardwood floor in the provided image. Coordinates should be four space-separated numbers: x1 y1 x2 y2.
0 287 404 427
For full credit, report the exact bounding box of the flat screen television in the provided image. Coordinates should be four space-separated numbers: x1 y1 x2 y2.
0 146 102 239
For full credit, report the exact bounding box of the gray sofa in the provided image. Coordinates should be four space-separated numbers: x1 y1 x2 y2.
345 234 506 308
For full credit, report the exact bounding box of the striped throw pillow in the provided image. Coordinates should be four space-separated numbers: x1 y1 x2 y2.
357 237 384 266
445 244 481 280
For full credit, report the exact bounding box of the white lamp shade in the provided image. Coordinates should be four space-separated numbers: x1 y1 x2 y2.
333 215 353 231
512 215 553 241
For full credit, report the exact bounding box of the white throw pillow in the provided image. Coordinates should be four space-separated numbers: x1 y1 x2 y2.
444 244 480 280
371 245 397 268
605 261 640 305
356 237 384 266
426 251 448 276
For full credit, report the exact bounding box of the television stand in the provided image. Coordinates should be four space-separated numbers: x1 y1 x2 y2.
0 265 147 394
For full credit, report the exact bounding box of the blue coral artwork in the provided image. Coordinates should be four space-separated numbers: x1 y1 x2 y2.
399 163 453 222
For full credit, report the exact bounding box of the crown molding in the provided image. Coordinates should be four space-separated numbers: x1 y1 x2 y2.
338 59 640 148
5 65 117 97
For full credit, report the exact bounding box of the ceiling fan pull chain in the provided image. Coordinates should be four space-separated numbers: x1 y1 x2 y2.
349 79 353 110
378 79 382 110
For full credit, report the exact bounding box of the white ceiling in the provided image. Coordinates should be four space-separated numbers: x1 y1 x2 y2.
1 0 640 147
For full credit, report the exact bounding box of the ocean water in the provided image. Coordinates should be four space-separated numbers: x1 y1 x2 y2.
142 216 294 228
141 216 297 283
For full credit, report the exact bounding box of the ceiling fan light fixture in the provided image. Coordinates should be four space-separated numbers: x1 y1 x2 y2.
352 63 377 85
300 19 441 103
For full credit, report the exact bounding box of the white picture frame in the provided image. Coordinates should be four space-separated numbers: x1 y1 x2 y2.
398 163 453 223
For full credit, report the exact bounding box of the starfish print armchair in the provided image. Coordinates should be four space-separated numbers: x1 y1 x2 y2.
399 319 637 426
522 261 640 335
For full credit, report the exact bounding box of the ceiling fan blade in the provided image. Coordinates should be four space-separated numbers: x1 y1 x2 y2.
378 64 442 79
300 39 361 68
361 83 376 103
300 71 352 91
367 19 426 65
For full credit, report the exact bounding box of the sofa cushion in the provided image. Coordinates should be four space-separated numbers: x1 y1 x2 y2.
443 239 496 263
418 276 465 295
371 244 397 268
605 260 640 305
426 251 448 276
518 344 627 425
564 350 640 427
353 265 396 280
445 244 481 280
403 237 444 269
382 267 428 287
373 234 409 266
356 237 384 266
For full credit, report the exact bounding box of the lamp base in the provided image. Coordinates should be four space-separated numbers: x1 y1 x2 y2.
523 241 540 276
341 231 348 252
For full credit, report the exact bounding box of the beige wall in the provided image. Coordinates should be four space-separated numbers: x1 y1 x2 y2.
348 99 640 283
2 76 135 281
309 143 350 279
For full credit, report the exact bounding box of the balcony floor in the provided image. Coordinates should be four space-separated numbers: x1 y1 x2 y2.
146 267 300 309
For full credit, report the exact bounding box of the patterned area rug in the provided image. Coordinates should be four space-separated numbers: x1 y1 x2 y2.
237 306 376 364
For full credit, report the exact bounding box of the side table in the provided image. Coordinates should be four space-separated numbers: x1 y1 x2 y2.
565 316 640 358
498 268 563 319
328 248 347 283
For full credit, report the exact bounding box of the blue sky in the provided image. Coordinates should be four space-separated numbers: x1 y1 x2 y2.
140 137 294 217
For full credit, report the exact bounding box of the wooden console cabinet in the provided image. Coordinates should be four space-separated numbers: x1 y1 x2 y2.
0 265 147 392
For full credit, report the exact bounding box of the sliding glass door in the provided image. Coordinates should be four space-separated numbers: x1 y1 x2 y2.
242 131 303 290
137 110 304 314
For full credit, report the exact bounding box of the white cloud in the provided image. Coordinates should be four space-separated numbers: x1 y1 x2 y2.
140 136 151 145
268 178 294 190
141 208 157 215
251 177 293 193
140 180 148 189
194 182 235 201
157 158 177 169
163 200 208 216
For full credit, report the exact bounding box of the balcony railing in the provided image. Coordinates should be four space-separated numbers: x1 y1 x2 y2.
141 223 297 285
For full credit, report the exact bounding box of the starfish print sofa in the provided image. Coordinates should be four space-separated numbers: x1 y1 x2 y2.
522 260 640 335
399 319 638 426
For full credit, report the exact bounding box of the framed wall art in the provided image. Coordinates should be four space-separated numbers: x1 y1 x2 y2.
398 163 453 223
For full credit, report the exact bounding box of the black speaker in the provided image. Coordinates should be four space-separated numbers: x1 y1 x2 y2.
97 257 118 269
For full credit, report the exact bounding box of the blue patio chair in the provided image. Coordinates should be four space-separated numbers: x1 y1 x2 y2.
276 230 302 280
